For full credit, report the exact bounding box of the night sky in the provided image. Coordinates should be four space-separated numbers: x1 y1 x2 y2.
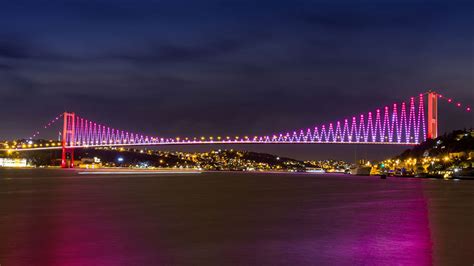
0 0 473 160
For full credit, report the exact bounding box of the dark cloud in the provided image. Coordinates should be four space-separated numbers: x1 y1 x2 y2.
299 6 417 30
298 1 473 28
0 63 13 70
0 38 32 59
112 38 257 64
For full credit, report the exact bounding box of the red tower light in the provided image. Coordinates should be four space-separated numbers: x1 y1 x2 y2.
427 92 438 139
61 112 76 168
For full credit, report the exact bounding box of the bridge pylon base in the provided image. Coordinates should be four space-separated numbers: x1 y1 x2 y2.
61 147 75 168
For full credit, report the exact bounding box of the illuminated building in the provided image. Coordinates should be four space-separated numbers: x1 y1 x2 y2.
0 158 28 167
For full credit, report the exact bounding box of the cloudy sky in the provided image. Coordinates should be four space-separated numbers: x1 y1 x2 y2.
0 0 472 160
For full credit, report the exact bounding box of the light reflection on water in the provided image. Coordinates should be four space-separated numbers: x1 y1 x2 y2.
0 170 472 265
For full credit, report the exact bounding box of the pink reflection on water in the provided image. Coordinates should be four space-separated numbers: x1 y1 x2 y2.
47 183 170 265
250 180 433 265
1 174 434 265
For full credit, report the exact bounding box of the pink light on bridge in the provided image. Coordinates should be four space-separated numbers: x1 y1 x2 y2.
28 113 63 139
23 93 450 153
437 93 471 112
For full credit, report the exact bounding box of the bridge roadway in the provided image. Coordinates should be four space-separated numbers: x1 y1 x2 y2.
1 140 418 152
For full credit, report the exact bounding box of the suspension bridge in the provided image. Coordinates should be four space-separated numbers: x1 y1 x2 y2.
1 91 471 168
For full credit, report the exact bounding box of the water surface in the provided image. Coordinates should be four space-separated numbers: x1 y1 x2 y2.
1 169 473 265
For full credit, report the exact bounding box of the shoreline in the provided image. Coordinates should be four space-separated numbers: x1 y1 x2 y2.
1 167 472 179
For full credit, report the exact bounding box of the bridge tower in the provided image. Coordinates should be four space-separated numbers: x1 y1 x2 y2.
61 112 76 168
427 91 438 139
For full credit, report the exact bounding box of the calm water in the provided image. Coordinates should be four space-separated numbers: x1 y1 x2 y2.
0 169 473 266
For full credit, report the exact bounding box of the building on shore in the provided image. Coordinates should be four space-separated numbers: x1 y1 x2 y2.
0 158 29 167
